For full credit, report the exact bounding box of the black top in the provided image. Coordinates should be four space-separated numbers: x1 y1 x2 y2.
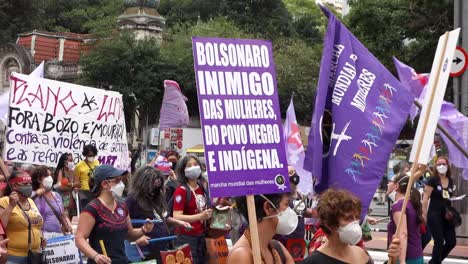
83 199 129 264
301 250 373 264
125 195 171 262
425 176 454 213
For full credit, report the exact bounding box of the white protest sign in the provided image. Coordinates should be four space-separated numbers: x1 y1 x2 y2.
44 236 81 264
410 28 460 163
5 73 130 169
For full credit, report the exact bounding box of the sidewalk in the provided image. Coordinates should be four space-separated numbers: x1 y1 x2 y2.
365 231 468 259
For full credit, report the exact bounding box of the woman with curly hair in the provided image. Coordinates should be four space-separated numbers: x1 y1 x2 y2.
302 189 401 264
126 166 191 262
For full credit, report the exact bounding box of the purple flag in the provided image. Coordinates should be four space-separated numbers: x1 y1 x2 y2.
393 57 429 122
159 80 189 130
284 98 314 194
438 102 468 180
304 5 413 218
394 59 468 178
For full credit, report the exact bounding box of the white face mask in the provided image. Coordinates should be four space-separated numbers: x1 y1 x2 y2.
67 162 75 170
42 176 54 191
263 199 299 235
388 190 396 202
338 220 362 245
436 165 448 175
110 181 125 197
185 166 201 180
87 157 95 163
201 171 208 181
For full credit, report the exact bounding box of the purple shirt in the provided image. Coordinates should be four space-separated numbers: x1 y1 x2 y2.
35 192 63 233
387 199 423 259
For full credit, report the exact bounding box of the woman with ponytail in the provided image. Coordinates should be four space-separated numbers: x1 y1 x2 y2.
387 166 426 264
423 157 457 264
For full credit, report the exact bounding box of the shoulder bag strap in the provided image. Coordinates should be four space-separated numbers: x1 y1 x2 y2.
43 194 65 227
269 240 286 264
85 161 95 174
18 203 32 250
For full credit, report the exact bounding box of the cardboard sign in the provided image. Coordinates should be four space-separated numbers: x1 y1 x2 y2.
206 237 228 264
5 73 130 169
45 235 81 264
192 37 289 197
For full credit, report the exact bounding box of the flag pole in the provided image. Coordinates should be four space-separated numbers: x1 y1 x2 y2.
413 100 468 159
246 195 262 264
390 31 451 264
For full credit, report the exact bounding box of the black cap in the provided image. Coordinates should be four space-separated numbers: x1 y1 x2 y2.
91 164 128 193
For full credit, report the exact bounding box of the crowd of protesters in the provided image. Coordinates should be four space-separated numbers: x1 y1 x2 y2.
0 143 461 264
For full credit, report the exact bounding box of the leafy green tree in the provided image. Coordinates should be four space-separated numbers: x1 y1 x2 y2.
345 0 453 73
0 0 43 42
80 32 168 130
221 0 295 39
0 0 123 42
160 18 253 115
274 38 321 123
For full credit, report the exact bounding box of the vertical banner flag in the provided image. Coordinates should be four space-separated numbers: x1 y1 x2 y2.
284 98 313 194
159 80 189 130
393 57 429 122
5 73 130 169
409 29 460 164
304 5 413 217
192 37 289 198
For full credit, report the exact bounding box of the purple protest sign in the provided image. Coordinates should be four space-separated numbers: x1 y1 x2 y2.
304 6 413 218
192 37 289 198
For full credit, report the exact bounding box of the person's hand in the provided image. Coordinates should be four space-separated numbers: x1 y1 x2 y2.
94 254 111 264
368 217 377 225
135 235 150 246
200 209 213 220
141 219 154 234
414 164 427 178
168 170 177 181
35 187 45 197
0 238 9 256
388 236 401 259
40 237 47 248
179 221 192 230
8 191 19 208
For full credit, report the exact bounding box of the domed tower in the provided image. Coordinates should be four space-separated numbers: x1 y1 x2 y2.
118 0 166 42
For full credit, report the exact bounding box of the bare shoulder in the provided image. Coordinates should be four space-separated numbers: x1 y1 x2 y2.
228 238 254 264
351 246 371 263
227 246 253 264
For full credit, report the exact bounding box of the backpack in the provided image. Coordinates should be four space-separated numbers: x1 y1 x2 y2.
167 181 210 217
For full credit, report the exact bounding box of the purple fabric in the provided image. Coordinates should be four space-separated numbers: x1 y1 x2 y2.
303 5 413 219
192 37 289 197
283 98 313 194
159 80 189 130
387 199 423 259
35 192 63 233
394 58 468 179
393 57 429 123
438 102 468 180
